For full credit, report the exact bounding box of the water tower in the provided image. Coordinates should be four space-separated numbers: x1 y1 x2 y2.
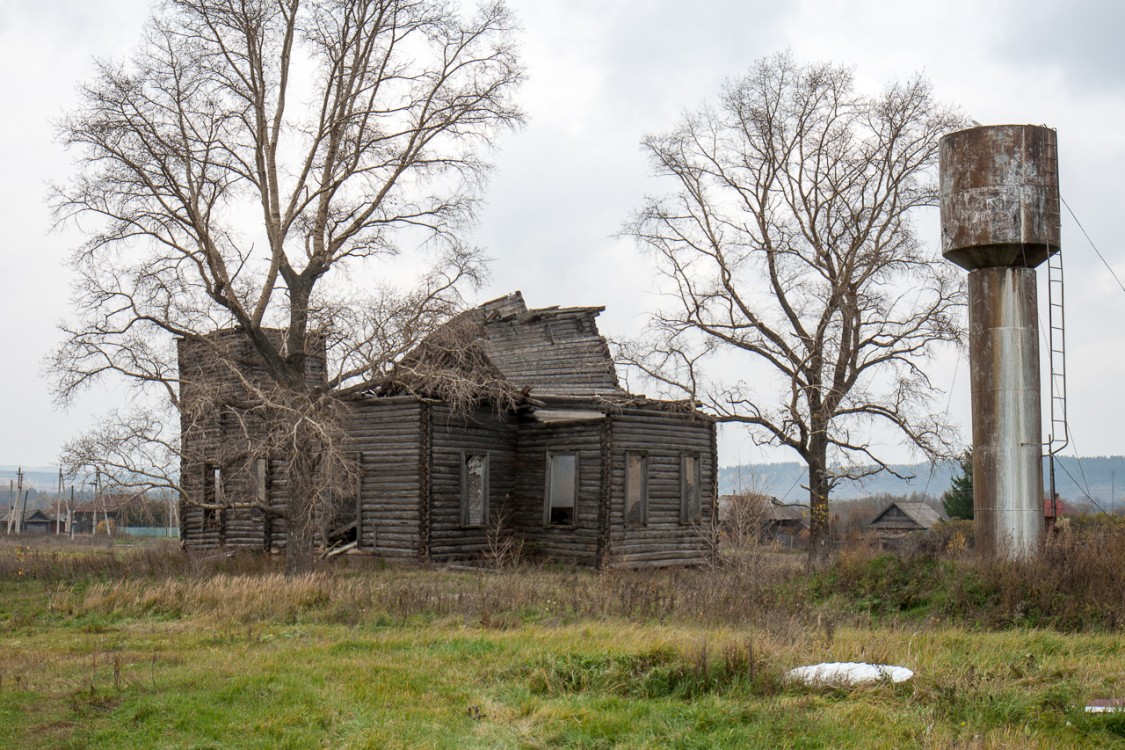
940 124 1059 557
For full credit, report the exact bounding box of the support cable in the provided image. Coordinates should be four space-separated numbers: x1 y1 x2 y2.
1061 196 1125 297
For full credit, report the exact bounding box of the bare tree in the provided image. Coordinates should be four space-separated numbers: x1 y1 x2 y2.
623 53 965 564
52 0 524 574
721 491 774 551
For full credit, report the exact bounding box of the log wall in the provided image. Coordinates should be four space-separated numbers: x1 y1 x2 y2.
426 405 518 562
512 420 604 565
345 397 425 559
604 409 717 567
178 329 326 552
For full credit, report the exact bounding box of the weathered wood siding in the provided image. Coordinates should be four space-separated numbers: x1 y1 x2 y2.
178 461 285 551
180 503 218 550
426 405 518 561
345 397 424 559
513 420 604 565
178 329 327 552
482 309 620 397
605 409 716 567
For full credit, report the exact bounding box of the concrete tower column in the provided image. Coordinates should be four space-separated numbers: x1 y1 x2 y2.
968 267 1044 556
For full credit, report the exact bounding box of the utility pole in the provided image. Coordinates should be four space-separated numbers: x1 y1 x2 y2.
14 468 24 534
56 468 63 535
69 486 75 540
96 470 104 536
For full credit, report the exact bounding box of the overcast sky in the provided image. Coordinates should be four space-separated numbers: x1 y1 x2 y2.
2 0 1123 474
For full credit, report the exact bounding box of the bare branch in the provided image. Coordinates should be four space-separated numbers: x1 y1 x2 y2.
621 52 966 563
52 0 524 573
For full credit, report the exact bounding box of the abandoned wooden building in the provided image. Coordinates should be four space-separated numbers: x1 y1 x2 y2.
178 292 717 568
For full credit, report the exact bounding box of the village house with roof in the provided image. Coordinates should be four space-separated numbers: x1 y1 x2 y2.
868 499 943 545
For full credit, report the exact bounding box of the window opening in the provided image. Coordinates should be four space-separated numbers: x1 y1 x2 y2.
625 452 648 527
462 453 488 527
203 464 222 532
681 454 702 523
354 453 365 545
545 453 577 525
251 458 271 549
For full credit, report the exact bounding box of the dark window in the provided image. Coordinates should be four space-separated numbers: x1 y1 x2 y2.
461 453 488 527
203 464 222 531
681 454 702 523
625 452 648 527
545 453 577 525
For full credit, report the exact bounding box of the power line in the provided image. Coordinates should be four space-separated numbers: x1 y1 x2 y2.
778 466 807 504
1055 457 1108 516
1061 196 1125 297
1040 197 1121 516
922 352 963 500
1050 414 1111 515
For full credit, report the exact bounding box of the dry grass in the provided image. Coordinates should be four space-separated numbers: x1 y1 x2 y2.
813 518 1125 631
971 526 1125 629
36 551 815 634
0 537 272 581
5 516 1125 635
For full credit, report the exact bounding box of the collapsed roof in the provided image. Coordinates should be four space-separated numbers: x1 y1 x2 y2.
387 291 625 404
472 291 623 399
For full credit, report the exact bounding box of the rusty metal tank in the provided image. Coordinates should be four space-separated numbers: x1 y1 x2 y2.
940 125 1059 270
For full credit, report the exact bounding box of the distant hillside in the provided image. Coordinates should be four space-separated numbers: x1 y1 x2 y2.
0 466 63 492
720 456 1125 509
6 458 1123 509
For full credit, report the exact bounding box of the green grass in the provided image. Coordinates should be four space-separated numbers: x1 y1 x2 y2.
4 615 1124 748
1 540 1124 748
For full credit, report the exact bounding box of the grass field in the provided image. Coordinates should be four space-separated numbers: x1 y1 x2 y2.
1 538 1124 748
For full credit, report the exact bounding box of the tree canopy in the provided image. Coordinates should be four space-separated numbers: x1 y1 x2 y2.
625 53 966 562
942 451 974 520
52 0 524 573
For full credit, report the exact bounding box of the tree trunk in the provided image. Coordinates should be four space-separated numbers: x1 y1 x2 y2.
807 442 831 568
283 416 320 576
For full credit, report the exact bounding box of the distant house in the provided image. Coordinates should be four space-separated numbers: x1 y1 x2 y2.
765 502 808 548
2 506 64 535
1044 497 1076 531
717 494 807 548
72 494 131 535
868 500 942 544
21 510 57 535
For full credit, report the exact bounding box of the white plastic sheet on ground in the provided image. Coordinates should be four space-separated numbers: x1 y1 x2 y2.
787 662 913 686
1085 699 1125 713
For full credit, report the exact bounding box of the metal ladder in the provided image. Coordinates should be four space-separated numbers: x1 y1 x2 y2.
1039 129 1068 517
1045 238 1068 515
